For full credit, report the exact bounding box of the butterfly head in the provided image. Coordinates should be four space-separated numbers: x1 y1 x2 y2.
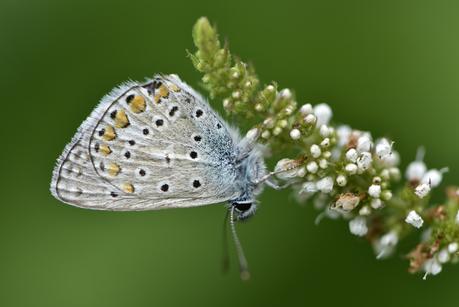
229 138 267 220
231 200 257 220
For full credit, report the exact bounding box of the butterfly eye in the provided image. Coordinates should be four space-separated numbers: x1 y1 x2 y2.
234 202 252 212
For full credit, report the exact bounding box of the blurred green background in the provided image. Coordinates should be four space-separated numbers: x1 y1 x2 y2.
1 0 459 306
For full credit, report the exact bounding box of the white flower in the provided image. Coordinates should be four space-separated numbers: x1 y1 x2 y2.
306 161 318 173
357 152 373 171
375 138 392 159
349 217 368 237
274 159 301 180
357 134 373 153
289 128 301 140
406 161 427 182
345 163 358 175
375 231 398 259
301 181 318 194
300 103 313 115
423 258 442 278
371 198 383 209
345 148 358 163
316 176 334 193
336 175 347 187
421 168 448 188
415 183 431 198
336 125 352 147
310 144 322 158
405 210 424 228
448 242 458 253
368 185 381 198
380 151 400 167
313 103 332 126
319 125 331 137
438 249 450 264
332 193 360 212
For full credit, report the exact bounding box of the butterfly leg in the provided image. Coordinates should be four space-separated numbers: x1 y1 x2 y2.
265 177 298 190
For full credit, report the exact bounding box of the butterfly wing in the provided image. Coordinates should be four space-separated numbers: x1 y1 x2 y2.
51 74 242 211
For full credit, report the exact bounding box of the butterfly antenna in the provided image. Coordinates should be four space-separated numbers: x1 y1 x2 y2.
221 209 230 274
229 206 251 281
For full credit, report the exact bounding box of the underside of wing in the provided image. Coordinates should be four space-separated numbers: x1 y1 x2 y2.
51 75 241 211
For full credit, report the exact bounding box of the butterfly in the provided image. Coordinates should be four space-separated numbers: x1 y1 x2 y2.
50 74 282 279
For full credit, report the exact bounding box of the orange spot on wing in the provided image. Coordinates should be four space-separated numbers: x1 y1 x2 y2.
122 183 135 193
115 110 130 128
107 163 121 176
129 96 146 113
99 144 112 156
103 126 116 141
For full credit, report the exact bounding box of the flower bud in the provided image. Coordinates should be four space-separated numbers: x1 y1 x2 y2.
359 206 371 216
313 103 332 126
381 190 393 201
306 161 318 173
320 138 330 148
368 184 381 198
438 249 450 263
336 125 352 147
310 144 322 158
316 176 334 193
319 159 328 169
336 175 347 187
290 128 301 140
448 242 458 253
319 125 331 137
345 163 358 175
357 152 373 171
301 181 317 194
421 168 448 188
371 198 383 209
375 138 392 159
424 259 442 276
406 161 427 182
357 134 372 153
346 148 358 163
278 119 288 128
273 126 282 136
300 103 313 115
349 217 368 237
304 114 316 125
415 183 431 198
405 210 424 228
